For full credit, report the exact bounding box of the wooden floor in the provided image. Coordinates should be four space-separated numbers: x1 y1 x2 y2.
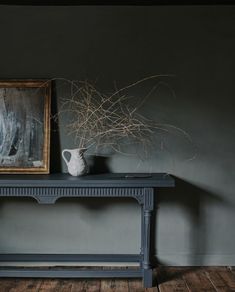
0 267 234 291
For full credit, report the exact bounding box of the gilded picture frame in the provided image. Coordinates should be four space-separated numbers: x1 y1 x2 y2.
0 80 51 174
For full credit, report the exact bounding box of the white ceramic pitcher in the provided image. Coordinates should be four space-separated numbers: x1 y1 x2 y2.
62 148 88 176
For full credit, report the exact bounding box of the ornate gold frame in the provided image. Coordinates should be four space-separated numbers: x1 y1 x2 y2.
0 80 51 174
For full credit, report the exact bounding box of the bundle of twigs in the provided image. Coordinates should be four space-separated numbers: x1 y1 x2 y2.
54 77 192 157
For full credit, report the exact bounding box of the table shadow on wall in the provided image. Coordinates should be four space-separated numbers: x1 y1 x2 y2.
152 176 229 283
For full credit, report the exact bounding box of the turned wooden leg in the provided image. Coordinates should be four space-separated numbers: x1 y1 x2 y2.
142 188 154 288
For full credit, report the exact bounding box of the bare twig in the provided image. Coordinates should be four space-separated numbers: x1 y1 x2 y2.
54 77 193 158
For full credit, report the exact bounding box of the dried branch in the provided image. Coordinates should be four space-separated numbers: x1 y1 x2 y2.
53 77 194 158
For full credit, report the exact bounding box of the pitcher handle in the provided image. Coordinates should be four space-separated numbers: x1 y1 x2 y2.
62 149 71 166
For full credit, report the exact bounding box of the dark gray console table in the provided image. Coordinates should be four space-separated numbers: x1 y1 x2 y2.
0 173 174 288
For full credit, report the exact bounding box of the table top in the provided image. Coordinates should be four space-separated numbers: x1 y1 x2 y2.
0 173 175 188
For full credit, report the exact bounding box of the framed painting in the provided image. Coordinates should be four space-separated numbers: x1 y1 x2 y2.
0 80 51 174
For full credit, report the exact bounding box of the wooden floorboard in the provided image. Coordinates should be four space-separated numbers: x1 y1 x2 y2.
158 267 189 292
204 268 231 292
183 268 216 292
38 279 60 292
217 269 235 291
70 280 86 292
0 267 234 292
128 279 145 292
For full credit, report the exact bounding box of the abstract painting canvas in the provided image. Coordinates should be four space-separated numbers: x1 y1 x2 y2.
0 80 51 173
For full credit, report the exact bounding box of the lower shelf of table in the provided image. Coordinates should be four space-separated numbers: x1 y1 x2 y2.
0 253 141 263
0 253 144 278
0 267 142 278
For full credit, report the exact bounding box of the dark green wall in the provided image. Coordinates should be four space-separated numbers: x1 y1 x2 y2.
0 5 235 265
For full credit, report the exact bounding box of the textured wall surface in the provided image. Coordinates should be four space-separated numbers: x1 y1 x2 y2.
0 5 234 265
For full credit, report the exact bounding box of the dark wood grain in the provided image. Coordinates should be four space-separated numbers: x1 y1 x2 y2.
100 267 127 292
158 267 189 292
100 278 116 291
205 268 230 292
182 268 216 292
56 279 74 292
128 278 144 292
217 269 235 291
0 267 235 291
0 279 19 292
83 279 101 292
70 279 85 292
14 279 40 292
38 279 61 291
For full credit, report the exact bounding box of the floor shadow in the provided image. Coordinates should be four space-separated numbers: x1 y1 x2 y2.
151 176 228 283
155 266 202 286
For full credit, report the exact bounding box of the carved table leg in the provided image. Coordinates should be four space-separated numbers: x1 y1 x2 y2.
142 188 154 288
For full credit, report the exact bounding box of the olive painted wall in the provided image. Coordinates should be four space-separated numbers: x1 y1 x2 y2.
0 5 234 265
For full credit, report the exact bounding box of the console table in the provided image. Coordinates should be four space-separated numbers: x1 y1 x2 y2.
0 173 174 288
